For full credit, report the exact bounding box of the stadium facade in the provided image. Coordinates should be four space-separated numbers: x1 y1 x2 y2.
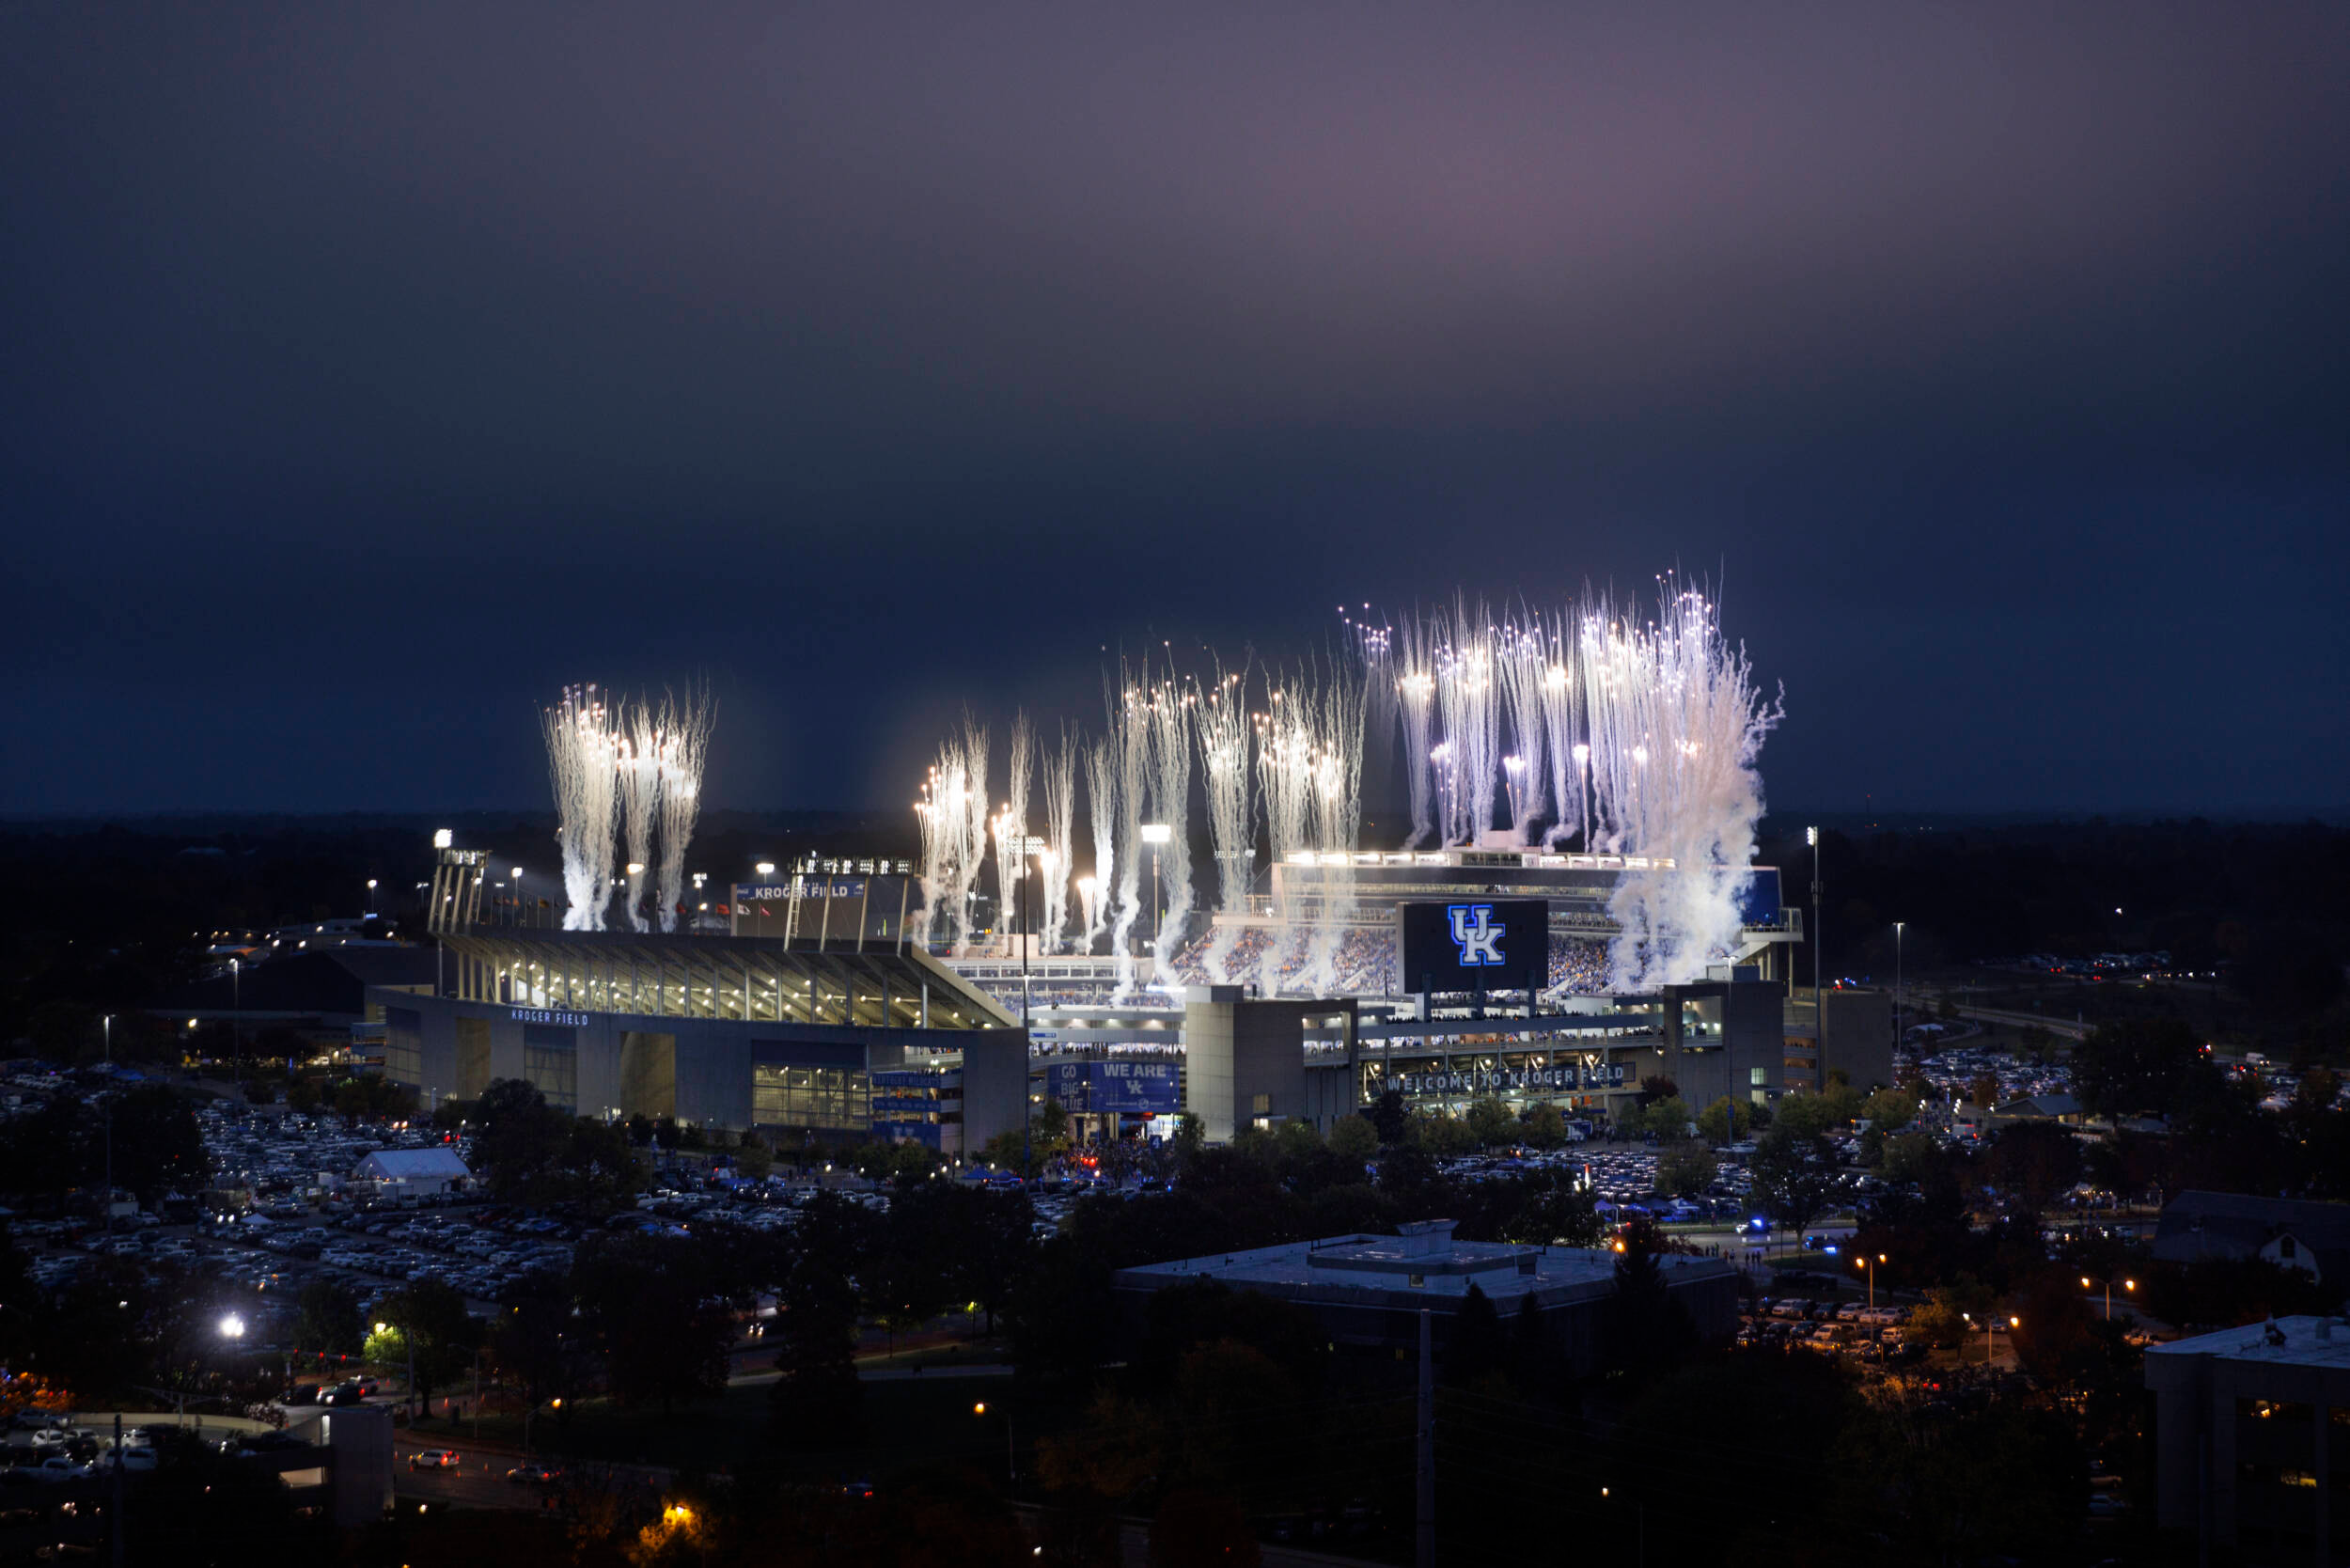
372 842 1888 1151
368 847 1029 1155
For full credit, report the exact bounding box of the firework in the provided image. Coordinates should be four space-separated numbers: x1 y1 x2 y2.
650 682 713 933
541 684 619 931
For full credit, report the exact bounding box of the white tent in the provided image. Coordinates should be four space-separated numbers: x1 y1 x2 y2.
352 1147 471 1195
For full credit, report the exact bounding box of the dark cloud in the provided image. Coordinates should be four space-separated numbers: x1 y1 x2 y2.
3 1 2343 816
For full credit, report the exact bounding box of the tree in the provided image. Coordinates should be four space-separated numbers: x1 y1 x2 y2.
1493 1171 1603 1247
1985 1121 2083 1215
1465 1095 1515 1148
1639 1096 1692 1139
491 1275 583 1413
1418 1111 1477 1158
1520 1103 1567 1150
734 1135 775 1181
571 1233 735 1411
1749 1127 1836 1241
468 1078 641 1212
1696 1096 1752 1147
1655 1146 1716 1198
1035 1096 1070 1145
1605 1215 1695 1382
295 1279 363 1358
769 1253 863 1445
978 1127 1047 1178
1327 1114 1379 1165
1880 1130 1944 1190
368 1280 479 1412
1775 1084 1862 1139
1857 1085 1919 1133
2072 1017 2219 1121
108 1086 211 1201
1366 1088 1411 1145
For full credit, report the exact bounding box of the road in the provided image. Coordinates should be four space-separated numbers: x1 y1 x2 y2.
391 1429 671 1513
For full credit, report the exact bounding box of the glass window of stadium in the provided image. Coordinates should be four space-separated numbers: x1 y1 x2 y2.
753 1064 871 1133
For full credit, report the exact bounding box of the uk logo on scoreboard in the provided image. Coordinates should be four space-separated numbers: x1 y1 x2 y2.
1447 903 1505 966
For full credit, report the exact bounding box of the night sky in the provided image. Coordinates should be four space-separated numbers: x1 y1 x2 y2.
5 3 2344 819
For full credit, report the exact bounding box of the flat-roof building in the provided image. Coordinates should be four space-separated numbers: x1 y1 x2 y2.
1113 1218 1738 1376
2146 1314 2350 1562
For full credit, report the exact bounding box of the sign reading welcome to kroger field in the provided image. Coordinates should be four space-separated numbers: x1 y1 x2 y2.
1398 899 1549 994
1388 1061 1627 1096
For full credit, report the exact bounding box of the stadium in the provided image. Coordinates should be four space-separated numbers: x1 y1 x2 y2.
370 588 1892 1152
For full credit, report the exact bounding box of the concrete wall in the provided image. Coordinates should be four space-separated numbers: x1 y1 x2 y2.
1183 996 1239 1142
619 1031 677 1120
1183 994 1326 1140
958 1029 1030 1152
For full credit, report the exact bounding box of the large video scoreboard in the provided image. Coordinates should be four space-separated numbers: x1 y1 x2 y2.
1398 899 1549 993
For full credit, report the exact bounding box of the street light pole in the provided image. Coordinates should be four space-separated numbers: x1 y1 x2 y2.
1139 824 1170 963
1855 1251 1884 1310
102 1015 113 1240
1893 921 1905 1049
1807 827 1825 1088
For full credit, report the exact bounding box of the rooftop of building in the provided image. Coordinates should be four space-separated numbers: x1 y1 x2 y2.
1114 1218 1731 1308
2146 1314 2350 1370
433 925 1019 1029
353 1147 471 1179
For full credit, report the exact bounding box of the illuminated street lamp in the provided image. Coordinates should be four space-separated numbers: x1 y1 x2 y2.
973 1401 1013 1482
2081 1274 2137 1320
1854 1252 1887 1310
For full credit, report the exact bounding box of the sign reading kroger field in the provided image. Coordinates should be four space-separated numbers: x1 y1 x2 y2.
1398 899 1549 994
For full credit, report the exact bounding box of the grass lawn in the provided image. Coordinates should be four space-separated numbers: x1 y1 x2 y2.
468 1376 1063 1482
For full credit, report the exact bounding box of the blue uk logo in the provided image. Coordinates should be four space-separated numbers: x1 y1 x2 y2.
1447 903 1505 967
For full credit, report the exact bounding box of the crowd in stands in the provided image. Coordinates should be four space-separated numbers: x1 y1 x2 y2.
991 928 1614 1004
1546 938 1610 996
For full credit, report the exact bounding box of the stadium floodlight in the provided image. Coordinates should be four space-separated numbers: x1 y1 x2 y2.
433 828 453 849
1139 823 1170 844
755 861 775 877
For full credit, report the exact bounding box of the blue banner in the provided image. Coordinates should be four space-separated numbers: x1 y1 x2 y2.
1044 1059 1181 1114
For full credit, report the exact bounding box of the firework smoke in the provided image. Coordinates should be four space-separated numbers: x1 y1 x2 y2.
651 682 713 933
1042 727 1077 954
